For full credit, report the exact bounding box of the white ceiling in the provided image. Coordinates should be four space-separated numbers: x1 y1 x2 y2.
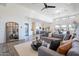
18 3 79 19
0 3 79 21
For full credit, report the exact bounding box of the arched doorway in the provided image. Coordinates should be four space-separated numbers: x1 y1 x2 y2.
6 22 19 42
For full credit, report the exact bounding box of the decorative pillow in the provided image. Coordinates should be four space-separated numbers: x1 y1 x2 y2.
49 40 61 51
42 42 48 47
42 41 50 48
57 40 72 55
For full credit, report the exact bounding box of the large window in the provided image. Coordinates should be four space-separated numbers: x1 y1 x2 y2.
68 24 75 33
55 24 75 34
55 25 60 29
61 25 67 31
55 25 67 31
69 24 74 30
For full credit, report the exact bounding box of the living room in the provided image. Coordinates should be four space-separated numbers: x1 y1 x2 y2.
0 3 79 56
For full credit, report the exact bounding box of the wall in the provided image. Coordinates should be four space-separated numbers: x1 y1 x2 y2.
0 4 50 43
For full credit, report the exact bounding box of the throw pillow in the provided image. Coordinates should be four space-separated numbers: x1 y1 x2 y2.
42 42 48 47
49 40 61 51
57 40 72 55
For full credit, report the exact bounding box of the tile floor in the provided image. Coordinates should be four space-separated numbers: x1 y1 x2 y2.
0 43 11 56
0 36 35 56
0 40 28 56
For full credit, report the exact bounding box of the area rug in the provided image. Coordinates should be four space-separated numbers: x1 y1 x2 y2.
14 41 38 56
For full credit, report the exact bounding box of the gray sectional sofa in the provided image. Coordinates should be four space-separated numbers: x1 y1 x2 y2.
67 38 79 56
38 46 63 56
38 38 79 56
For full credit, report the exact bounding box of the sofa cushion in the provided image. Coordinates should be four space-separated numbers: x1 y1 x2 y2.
72 39 79 47
67 47 79 56
49 40 61 51
67 38 79 56
57 40 72 55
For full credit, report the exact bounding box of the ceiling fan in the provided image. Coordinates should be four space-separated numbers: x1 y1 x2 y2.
41 3 56 11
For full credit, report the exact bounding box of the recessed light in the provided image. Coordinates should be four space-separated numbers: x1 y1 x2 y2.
55 10 60 13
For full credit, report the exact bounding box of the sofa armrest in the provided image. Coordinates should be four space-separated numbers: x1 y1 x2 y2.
38 46 63 56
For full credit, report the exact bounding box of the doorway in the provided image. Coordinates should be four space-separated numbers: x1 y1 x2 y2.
24 23 29 36
24 23 29 41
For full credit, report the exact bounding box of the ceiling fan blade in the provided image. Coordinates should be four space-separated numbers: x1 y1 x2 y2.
44 3 47 7
41 7 46 11
47 6 56 8
41 3 56 11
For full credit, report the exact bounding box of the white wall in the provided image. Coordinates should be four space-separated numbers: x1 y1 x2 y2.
0 4 50 43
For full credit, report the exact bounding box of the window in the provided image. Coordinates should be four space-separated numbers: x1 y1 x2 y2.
55 25 60 29
68 24 75 33
61 25 67 31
